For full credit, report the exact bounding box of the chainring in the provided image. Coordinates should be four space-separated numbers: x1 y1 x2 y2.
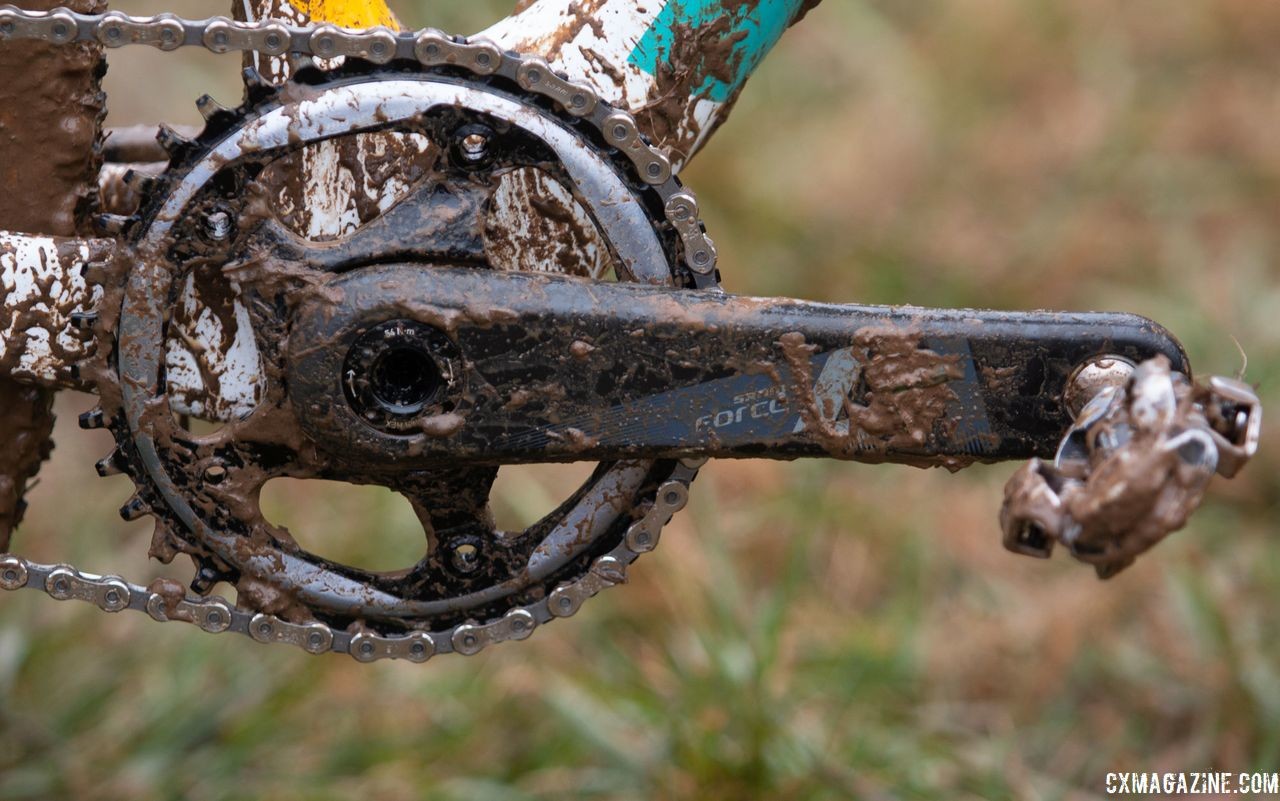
84 57 714 659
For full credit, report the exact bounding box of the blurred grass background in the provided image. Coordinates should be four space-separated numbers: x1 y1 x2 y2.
2 0 1279 798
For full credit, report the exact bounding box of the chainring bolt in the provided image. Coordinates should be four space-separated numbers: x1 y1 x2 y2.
450 543 480 574
460 131 489 162
202 210 233 242
203 464 227 484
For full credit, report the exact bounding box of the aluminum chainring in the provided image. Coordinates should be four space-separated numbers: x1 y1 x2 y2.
78 55 717 660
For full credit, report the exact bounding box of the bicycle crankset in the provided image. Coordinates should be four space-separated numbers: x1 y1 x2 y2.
0 8 1261 661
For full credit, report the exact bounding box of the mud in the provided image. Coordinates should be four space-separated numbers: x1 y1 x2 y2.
234 0 430 247
98 162 161 217
496 0 817 165
145 576 190 620
0 383 55 551
980 363 1021 396
520 0 610 64
776 325 966 464
483 166 610 278
419 412 465 438
635 14 744 164
0 235 111 383
0 0 105 236
999 459 1064 557
633 0 824 165
0 0 105 551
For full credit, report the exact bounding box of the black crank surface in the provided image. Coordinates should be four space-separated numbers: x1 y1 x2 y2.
289 264 1188 468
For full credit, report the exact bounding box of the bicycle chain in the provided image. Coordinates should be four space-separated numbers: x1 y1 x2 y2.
0 5 719 660
0 460 700 662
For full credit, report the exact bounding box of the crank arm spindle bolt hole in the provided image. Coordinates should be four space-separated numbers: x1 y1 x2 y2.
343 320 459 432
370 347 442 415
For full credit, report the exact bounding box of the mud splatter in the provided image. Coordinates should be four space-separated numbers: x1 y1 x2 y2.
633 0 824 165
777 324 965 463
484 167 611 278
145 577 190 620
419 412 465 438
0 0 105 235
981 363 1021 396
98 162 161 217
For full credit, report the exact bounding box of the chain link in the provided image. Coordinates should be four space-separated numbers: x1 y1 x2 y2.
0 5 716 659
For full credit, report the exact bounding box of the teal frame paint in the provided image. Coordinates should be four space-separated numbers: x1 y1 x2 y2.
627 0 806 103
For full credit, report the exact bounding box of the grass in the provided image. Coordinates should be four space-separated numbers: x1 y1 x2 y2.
3 0 1279 798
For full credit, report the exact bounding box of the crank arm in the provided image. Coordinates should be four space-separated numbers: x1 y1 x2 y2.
288 265 1188 468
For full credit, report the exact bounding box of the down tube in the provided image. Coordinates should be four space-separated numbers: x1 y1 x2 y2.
482 0 821 169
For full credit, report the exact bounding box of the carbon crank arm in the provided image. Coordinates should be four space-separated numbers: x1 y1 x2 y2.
288 264 1187 469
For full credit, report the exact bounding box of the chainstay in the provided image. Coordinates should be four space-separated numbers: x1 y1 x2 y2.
0 3 719 285
0 5 719 660
0 459 702 661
